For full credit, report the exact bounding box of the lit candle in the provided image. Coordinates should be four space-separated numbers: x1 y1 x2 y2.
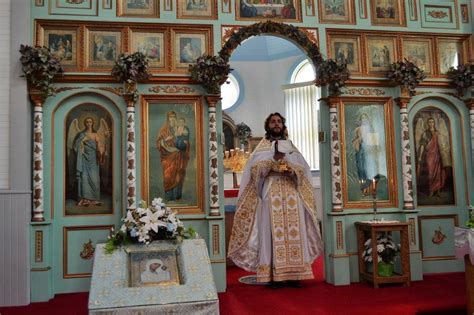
371 178 377 198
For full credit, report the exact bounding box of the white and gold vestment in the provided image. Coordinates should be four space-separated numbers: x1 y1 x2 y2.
228 139 323 282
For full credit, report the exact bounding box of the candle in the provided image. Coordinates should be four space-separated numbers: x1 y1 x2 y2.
371 178 377 198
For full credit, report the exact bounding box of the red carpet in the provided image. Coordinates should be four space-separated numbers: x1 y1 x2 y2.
0 257 467 315
220 256 467 315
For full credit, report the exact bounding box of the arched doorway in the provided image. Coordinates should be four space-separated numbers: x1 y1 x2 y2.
219 21 327 282
219 21 323 68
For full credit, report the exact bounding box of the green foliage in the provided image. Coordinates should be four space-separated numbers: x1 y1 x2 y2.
111 51 151 83
236 122 252 147
466 216 474 228
315 58 351 96
387 58 426 95
189 55 232 95
105 230 132 254
19 44 64 99
447 64 473 97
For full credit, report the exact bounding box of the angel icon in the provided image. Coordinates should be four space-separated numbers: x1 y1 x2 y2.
67 116 110 207
414 113 451 199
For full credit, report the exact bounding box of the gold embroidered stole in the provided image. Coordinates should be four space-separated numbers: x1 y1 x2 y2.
269 176 305 272
228 137 319 271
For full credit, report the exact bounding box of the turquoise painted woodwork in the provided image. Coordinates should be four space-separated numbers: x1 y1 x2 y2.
36 89 125 297
420 0 459 29
408 94 471 272
29 0 474 300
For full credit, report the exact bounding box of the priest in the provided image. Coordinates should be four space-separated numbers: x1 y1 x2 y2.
228 112 323 288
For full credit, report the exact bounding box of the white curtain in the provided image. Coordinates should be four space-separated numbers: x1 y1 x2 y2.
283 82 320 170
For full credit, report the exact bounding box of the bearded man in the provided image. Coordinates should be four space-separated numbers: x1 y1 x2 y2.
228 112 323 288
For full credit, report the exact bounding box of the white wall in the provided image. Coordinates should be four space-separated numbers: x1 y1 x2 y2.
0 0 31 307
0 0 11 189
226 55 302 138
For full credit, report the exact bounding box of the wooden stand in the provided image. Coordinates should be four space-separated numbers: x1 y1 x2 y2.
355 222 411 288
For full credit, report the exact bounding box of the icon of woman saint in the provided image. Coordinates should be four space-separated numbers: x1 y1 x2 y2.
352 113 380 196
141 258 171 283
67 117 110 207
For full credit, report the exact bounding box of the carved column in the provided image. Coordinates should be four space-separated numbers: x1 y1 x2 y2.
123 93 137 210
30 91 45 222
327 97 343 211
465 99 474 163
396 95 414 210
205 95 221 216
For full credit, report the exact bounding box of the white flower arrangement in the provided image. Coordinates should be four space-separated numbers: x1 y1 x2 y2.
105 198 196 254
362 232 400 264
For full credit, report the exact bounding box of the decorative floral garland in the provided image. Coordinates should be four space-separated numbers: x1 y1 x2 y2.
190 21 325 96
219 20 323 67
447 64 473 97
387 58 426 96
315 58 350 96
19 44 64 100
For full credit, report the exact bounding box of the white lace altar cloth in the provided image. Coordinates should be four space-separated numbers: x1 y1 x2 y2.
454 227 474 265
88 239 219 315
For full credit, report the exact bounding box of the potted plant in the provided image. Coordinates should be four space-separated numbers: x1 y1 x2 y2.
467 216 474 229
467 205 474 229
362 232 400 277
315 58 350 96
387 58 426 96
189 54 232 95
111 51 151 95
19 44 64 100
236 122 252 150
447 64 473 97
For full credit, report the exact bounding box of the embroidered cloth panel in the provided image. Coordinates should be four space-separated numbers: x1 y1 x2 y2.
88 239 219 314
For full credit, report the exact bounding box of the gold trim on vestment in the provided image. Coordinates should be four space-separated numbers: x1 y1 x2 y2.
228 159 272 257
269 176 304 271
256 263 314 283
228 138 321 279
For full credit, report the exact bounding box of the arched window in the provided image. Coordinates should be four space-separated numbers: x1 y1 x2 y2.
284 59 320 170
220 73 241 111
291 59 316 83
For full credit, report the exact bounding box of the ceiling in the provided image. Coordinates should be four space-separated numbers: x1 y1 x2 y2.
229 35 305 62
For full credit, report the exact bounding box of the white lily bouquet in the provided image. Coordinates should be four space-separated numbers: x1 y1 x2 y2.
105 198 196 254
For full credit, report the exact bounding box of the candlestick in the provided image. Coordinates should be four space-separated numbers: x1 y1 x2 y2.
372 177 378 221
372 197 378 221
371 178 377 199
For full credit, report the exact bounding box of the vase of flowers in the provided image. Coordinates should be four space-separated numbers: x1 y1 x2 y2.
105 198 197 254
447 64 473 97
315 58 350 96
467 205 474 229
387 58 426 96
362 232 400 277
111 52 151 100
189 55 232 95
19 44 64 101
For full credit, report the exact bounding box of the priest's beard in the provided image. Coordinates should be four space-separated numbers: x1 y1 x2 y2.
268 128 286 140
